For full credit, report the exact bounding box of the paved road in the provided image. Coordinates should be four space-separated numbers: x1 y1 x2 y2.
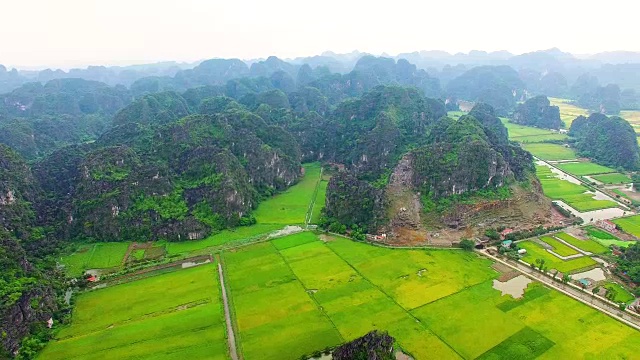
217 259 239 360
478 249 640 330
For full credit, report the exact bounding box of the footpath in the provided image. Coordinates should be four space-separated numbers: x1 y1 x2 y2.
216 255 239 360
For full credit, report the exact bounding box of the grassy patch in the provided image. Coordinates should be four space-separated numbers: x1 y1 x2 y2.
584 226 618 239
253 162 322 225
59 242 129 277
476 326 555 360
613 215 640 238
535 166 617 211
554 232 608 254
518 241 597 273
604 282 636 304
501 119 568 143
40 264 227 360
522 143 576 161
309 178 328 224
164 224 282 256
591 172 632 184
271 231 319 250
131 249 145 261
539 236 579 257
555 162 616 176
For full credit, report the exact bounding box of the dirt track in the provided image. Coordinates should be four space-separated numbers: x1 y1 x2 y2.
217 257 239 360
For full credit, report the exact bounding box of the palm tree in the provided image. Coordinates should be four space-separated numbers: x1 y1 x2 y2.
562 274 572 288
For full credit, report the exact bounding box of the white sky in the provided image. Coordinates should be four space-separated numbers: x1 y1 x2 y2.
1 0 638 69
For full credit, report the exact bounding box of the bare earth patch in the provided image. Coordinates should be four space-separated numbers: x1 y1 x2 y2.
493 275 532 299
572 268 606 282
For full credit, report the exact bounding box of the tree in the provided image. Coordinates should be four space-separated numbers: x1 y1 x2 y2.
459 238 475 251
484 229 500 240
562 274 572 285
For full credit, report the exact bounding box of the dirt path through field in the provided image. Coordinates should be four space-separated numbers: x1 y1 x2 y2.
217 257 239 360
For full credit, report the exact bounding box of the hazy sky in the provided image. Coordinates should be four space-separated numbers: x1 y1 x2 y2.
2 0 638 69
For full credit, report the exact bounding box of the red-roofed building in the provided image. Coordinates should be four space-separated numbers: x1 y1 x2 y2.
500 228 514 239
596 220 617 233
87 275 97 282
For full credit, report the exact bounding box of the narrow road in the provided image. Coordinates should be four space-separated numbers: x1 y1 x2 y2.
478 249 640 330
217 259 239 360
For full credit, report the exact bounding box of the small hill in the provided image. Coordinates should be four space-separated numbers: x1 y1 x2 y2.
512 95 563 129
570 113 639 170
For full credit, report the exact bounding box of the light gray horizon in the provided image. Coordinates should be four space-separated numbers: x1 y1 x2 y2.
2 0 638 70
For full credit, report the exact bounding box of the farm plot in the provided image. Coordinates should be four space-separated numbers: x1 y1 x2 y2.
309 177 328 224
613 215 640 238
164 224 282 256
584 226 637 248
502 120 567 143
412 282 527 359
223 241 342 360
222 234 640 359
518 241 597 273
536 166 617 212
549 98 589 127
603 282 635 304
504 285 640 359
554 232 608 254
327 239 496 309
253 163 322 225
591 172 632 184
279 236 465 359
522 143 576 161
621 110 640 134
555 162 616 176
539 236 579 257
60 242 130 277
39 264 228 360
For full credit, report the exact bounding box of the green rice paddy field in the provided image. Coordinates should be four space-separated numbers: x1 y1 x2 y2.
554 232 608 254
223 234 640 359
500 119 568 143
522 143 577 161
518 241 597 273
555 162 616 176
253 162 323 225
613 215 640 238
591 173 632 184
39 264 228 360
585 226 638 248
603 282 636 304
536 165 617 212
60 242 130 277
549 98 589 127
538 236 579 257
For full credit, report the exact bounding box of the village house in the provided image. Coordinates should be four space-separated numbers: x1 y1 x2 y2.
596 220 617 233
500 228 514 240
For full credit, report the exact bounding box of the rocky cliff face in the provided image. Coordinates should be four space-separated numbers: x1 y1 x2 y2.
34 110 301 242
1 285 57 357
324 172 386 231
323 102 542 239
0 146 57 356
